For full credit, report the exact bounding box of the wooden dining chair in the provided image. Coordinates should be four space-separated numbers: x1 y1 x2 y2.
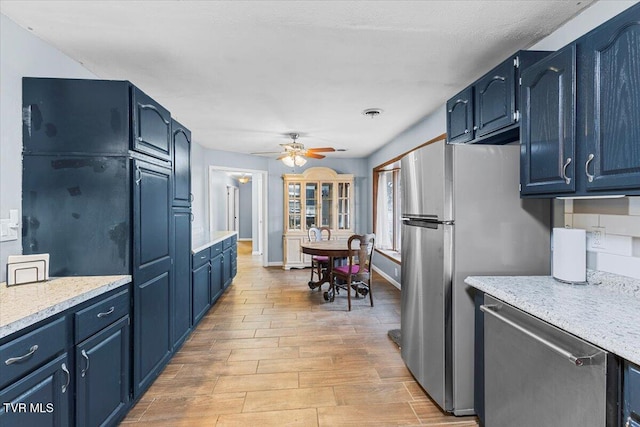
330 233 375 311
308 226 331 290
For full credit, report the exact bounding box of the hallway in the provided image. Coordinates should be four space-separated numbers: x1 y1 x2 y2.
121 241 478 426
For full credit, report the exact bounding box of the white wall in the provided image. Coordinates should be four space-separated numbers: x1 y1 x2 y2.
0 15 97 282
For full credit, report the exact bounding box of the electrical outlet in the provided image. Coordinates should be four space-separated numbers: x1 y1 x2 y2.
591 226 606 250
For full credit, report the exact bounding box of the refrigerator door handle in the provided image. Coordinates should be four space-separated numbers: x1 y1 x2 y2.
402 217 454 226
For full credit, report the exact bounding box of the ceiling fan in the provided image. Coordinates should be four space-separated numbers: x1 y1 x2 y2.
252 133 335 166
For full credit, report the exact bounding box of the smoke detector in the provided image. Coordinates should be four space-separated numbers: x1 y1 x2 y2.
362 108 383 119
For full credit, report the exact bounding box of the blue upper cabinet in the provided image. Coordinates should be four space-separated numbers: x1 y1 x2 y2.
578 3 640 194
520 45 576 196
446 51 551 145
132 87 172 161
446 87 474 144
520 3 640 198
171 119 192 207
474 59 517 138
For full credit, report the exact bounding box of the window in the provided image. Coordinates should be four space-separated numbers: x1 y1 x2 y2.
373 161 401 256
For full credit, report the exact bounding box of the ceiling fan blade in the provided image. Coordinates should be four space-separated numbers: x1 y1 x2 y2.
251 151 283 155
306 147 335 153
305 152 325 159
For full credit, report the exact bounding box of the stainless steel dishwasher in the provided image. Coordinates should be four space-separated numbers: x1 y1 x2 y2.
481 294 619 426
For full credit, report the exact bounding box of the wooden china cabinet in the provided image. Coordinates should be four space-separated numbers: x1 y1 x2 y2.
282 167 354 269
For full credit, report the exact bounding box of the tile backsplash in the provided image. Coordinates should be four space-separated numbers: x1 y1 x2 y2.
557 197 640 279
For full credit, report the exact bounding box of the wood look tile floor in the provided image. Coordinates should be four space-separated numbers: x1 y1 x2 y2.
121 241 479 426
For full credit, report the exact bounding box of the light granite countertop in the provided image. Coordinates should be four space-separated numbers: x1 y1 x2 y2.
465 271 640 366
192 230 237 254
0 275 131 340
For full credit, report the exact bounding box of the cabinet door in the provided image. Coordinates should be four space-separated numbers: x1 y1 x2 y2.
210 255 223 303
579 5 640 192
474 59 516 138
172 120 191 207
76 316 130 427
172 208 192 348
132 159 172 396
520 45 576 195
223 248 232 289
337 182 352 231
624 361 640 425
132 87 171 161
192 263 211 325
0 354 71 427
305 182 318 229
320 183 334 228
446 87 474 143
286 182 303 231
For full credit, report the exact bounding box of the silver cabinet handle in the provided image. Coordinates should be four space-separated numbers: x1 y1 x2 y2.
473 125 478 131
61 363 70 393
562 157 572 184
464 129 470 134
190 193 194 202
625 416 630 427
480 304 600 366
81 349 89 377
190 213 194 222
5 345 38 365
135 166 142 184
585 153 595 183
97 307 114 318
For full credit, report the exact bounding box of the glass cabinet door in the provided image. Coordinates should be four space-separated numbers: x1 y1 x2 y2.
305 183 318 229
337 182 351 230
321 183 333 228
288 182 302 230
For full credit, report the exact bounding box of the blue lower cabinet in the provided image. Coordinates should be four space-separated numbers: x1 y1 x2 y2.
223 248 232 289
75 316 130 427
624 361 640 426
0 353 71 427
211 254 223 303
192 262 211 325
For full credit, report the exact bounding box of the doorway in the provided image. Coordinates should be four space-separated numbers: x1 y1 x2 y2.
209 166 268 267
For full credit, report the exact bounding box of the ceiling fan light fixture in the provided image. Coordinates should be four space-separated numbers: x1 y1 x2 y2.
281 153 307 167
238 174 250 184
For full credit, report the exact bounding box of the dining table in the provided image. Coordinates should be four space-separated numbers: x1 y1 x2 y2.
300 239 359 301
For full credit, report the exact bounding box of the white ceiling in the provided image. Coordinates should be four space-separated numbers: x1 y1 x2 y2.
1 1 596 159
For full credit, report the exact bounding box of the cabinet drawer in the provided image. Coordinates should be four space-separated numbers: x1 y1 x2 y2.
223 236 235 249
193 248 210 269
210 242 223 258
74 288 130 343
0 317 67 389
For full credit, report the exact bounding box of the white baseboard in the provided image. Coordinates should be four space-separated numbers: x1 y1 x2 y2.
267 261 283 267
372 266 401 290
251 251 261 255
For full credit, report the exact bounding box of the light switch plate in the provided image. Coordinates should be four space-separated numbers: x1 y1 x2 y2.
0 218 18 242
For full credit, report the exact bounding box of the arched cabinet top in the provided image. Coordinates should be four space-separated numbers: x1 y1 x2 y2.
283 166 353 181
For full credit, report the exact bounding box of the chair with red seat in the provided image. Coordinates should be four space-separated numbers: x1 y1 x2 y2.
308 226 331 290
330 233 375 311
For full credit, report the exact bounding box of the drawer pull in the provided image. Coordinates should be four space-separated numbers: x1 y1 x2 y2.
97 307 115 318
61 363 70 393
5 345 38 365
81 349 89 377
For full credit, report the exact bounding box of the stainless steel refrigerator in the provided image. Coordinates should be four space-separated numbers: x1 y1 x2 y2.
400 141 550 415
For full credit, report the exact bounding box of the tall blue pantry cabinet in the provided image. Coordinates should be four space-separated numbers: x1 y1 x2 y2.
21 78 192 404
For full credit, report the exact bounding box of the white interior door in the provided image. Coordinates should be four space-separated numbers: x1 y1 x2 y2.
226 185 239 231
